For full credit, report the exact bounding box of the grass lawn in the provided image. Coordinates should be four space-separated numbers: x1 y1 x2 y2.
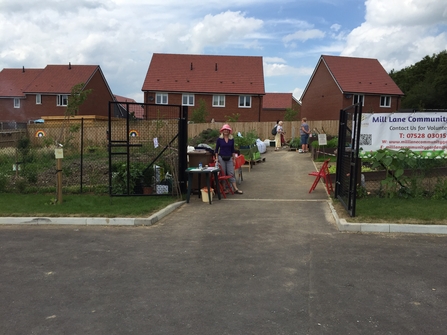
0 193 181 218
333 197 447 225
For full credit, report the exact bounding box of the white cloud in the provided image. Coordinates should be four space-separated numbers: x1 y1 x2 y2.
264 61 314 77
293 88 303 101
342 0 447 71
185 11 264 53
283 29 326 43
330 24 341 32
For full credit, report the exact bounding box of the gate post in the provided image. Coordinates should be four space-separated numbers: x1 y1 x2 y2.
178 106 188 193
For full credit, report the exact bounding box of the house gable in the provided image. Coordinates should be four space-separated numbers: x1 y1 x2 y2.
0 64 115 122
301 55 404 121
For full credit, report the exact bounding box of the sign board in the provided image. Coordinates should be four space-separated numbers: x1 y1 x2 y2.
360 112 447 158
55 148 64 159
318 134 327 146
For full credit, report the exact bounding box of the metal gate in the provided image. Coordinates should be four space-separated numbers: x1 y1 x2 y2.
108 102 188 196
335 103 362 216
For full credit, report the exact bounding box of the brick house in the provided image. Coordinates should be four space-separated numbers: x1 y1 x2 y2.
141 53 265 122
0 64 115 123
261 93 301 122
300 55 404 120
114 95 144 119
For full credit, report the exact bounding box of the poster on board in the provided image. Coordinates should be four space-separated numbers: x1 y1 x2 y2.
359 112 447 158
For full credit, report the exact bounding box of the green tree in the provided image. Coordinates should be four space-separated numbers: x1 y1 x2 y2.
225 113 240 122
66 83 92 116
389 50 447 109
284 107 299 121
190 99 209 123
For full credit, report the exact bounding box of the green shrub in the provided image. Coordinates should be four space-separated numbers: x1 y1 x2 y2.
234 130 258 148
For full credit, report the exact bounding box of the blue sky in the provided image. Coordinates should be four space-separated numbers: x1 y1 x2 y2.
1 0 446 102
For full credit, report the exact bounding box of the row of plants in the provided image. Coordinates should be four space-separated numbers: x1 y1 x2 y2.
320 145 447 199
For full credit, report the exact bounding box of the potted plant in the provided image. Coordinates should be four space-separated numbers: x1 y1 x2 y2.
141 165 155 195
289 138 301 151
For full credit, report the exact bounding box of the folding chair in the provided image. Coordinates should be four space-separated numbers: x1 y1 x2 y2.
210 162 234 198
234 155 245 184
309 159 333 194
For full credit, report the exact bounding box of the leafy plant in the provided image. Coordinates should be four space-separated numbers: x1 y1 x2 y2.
111 162 144 195
234 130 258 148
284 107 299 121
371 148 417 198
225 113 240 122
190 99 209 123
289 137 300 148
66 83 92 117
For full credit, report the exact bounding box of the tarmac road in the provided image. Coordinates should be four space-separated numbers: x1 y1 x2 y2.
1 148 446 334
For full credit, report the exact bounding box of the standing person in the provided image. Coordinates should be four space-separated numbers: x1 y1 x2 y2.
275 121 284 151
300 117 310 153
215 124 243 194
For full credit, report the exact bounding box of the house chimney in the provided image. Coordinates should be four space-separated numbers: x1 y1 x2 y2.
69 62 72 70
190 62 193 70
22 66 25 73
215 63 218 71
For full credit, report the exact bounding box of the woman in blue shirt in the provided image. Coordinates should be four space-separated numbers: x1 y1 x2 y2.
215 124 243 194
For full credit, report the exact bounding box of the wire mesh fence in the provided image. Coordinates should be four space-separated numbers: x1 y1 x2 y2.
0 114 183 197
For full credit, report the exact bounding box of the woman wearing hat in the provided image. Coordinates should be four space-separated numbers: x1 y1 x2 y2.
215 124 243 194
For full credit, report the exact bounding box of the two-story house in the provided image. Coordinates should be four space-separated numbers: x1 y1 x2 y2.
300 55 404 120
141 53 265 122
0 64 115 123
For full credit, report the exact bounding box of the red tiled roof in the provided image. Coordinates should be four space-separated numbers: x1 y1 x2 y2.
0 68 42 97
263 93 295 109
114 95 144 119
142 53 265 95
25 64 99 94
321 55 404 95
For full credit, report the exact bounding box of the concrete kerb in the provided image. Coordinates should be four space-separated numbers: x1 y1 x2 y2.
0 201 186 227
329 202 447 235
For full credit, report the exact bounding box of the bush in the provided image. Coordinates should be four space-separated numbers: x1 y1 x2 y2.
289 137 301 147
234 130 258 148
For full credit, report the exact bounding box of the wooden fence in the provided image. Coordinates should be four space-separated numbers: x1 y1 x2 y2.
188 120 339 141
3 119 340 149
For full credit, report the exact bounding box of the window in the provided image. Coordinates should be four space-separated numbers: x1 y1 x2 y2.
14 98 20 108
353 94 364 106
57 94 68 106
380 95 391 107
182 94 194 106
238 95 251 108
156 93 168 105
36 94 41 105
212 95 225 107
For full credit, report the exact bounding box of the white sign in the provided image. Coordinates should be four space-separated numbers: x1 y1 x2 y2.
360 112 447 155
55 148 64 159
318 134 327 146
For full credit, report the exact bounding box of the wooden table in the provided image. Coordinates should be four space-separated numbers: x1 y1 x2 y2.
185 167 221 204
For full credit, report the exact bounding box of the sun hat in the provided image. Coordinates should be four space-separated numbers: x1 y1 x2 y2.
220 124 232 134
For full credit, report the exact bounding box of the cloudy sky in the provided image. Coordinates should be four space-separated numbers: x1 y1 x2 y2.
1 0 446 102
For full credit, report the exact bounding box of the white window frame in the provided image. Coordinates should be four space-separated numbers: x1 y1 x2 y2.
380 95 391 108
238 95 252 108
212 95 225 107
182 94 194 106
353 94 364 106
156 93 168 105
36 94 42 105
14 98 20 108
57 94 68 106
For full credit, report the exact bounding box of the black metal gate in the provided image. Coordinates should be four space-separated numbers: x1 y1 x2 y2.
335 103 362 216
108 102 188 196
